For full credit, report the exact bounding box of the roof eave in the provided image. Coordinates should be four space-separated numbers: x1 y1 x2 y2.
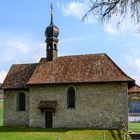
2 87 29 91
27 80 135 86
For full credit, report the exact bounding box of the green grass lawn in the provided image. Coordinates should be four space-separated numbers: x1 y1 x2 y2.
0 100 3 110
0 127 126 140
128 122 140 132
0 110 3 126
0 100 3 126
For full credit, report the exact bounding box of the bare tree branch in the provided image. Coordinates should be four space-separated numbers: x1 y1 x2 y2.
83 0 140 28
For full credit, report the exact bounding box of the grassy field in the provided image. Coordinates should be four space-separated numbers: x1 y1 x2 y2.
0 127 126 140
0 110 3 126
0 100 3 110
128 123 140 132
0 100 3 126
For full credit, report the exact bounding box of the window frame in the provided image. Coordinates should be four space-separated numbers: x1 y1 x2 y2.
67 86 76 109
17 92 26 111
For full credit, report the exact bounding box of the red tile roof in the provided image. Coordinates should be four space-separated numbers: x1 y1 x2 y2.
28 53 134 85
2 53 134 89
128 84 140 93
2 63 37 89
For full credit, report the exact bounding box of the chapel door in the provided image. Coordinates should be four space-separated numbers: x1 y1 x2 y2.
45 111 53 128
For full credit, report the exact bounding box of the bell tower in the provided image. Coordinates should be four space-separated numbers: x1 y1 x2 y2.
45 3 59 61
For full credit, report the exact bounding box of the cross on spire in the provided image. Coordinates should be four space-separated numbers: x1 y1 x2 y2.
50 2 53 25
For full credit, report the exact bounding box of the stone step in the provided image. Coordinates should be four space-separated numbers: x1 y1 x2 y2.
129 133 140 140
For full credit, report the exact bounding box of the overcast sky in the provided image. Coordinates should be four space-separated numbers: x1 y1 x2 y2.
0 0 140 85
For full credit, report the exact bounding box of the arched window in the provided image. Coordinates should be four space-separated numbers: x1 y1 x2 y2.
17 92 26 111
67 87 76 108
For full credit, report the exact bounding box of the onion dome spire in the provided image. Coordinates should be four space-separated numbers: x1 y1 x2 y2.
45 3 59 61
45 3 59 41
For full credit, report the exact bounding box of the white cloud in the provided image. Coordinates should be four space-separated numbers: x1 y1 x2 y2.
5 40 30 54
61 1 95 24
104 23 119 36
60 36 91 44
125 54 140 84
32 43 46 62
0 37 46 63
1 51 15 63
0 70 7 83
125 56 140 73
62 2 86 19
0 39 32 64
132 59 140 73
103 15 124 36
103 13 140 36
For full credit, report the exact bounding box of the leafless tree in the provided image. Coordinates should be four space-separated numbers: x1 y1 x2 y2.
83 0 140 27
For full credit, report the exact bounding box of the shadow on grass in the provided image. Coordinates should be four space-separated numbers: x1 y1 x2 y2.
0 126 96 132
109 130 123 140
0 126 69 132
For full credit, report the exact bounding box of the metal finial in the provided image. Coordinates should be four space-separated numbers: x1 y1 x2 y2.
50 2 53 25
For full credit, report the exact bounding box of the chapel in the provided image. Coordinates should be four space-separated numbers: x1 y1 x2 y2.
2 4 135 129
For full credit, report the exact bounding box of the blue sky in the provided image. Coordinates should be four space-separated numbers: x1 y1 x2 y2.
0 0 140 84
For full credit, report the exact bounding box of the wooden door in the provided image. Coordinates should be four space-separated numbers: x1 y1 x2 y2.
45 111 53 128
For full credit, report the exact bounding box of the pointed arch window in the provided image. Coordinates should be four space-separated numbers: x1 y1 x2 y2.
17 92 26 111
67 87 76 108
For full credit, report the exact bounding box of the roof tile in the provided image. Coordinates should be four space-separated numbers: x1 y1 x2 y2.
2 63 37 89
2 53 134 89
28 53 134 85
129 84 140 93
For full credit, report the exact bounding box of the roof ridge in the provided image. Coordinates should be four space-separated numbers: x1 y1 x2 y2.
11 63 38 66
40 53 106 61
58 53 106 58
